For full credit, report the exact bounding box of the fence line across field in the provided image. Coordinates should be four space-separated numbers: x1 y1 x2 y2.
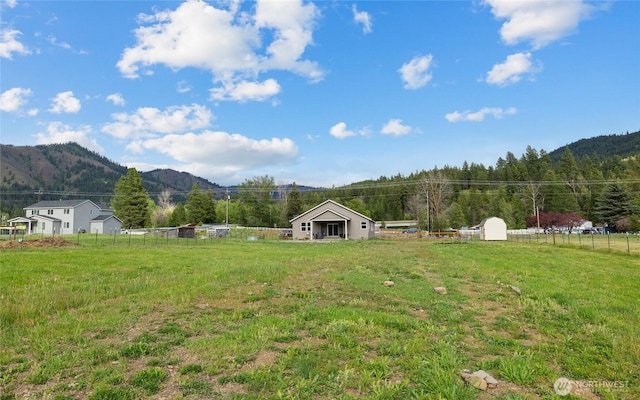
2 226 639 255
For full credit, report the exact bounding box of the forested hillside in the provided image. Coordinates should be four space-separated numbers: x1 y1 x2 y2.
0 142 222 216
2 131 639 231
298 142 640 230
548 131 640 162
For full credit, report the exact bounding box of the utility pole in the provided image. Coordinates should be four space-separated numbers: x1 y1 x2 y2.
35 189 42 202
225 188 230 226
426 189 430 235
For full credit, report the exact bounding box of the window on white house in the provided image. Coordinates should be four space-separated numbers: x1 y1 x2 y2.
40 222 45 230
64 222 70 228
48 209 54 215
301 222 307 232
64 209 70 214
361 221 367 229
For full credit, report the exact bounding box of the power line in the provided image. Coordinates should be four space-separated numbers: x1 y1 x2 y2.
2 178 640 197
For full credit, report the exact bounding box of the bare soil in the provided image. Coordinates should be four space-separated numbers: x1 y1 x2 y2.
0 237 78 248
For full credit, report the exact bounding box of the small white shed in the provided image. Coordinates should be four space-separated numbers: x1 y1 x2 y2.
479 217 507 241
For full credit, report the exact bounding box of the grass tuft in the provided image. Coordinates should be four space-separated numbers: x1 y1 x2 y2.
129 367 168 394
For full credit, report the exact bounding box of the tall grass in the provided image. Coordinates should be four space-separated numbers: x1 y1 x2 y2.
1 239 638 399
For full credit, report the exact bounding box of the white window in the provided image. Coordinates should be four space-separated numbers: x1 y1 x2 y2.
47 209 54 215
40 222 46 230
64 209 70 214
301 222 307 232
361 221 367 229
64 222 70 228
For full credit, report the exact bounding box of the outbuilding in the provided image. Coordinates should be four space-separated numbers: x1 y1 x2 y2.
479 217 507 241
177 224 197 238
289 199 375 240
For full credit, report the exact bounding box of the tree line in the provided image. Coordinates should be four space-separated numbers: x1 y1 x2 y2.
111 146 640 233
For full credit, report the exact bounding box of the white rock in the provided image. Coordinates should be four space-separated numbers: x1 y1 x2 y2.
433 286 447 295
509 285 521 295
469 375 487 390
472 370 488 379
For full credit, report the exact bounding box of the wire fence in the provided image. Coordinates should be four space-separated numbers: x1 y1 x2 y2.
2 227 640 256
507 231 640 255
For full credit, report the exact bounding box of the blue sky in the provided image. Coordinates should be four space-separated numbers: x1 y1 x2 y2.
1 0 638 187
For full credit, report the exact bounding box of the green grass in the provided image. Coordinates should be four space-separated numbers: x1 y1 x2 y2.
1 239 638 399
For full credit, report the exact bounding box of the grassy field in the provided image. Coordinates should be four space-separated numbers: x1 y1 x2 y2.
0 238 638 399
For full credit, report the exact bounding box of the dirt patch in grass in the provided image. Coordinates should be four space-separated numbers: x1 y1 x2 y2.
0 237 78 248
240 349 279 371
475 380 537 399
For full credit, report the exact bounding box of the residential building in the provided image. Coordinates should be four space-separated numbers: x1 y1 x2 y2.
9 200 122 235
289 199 375 240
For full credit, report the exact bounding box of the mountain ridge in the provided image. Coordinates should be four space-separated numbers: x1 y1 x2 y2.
1 130 638 213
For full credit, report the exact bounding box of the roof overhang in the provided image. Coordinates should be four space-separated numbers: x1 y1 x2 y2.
307 209 351 222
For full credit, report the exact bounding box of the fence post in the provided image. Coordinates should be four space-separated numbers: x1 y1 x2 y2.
608 233 611 250
627 233 630 254
591 234 595 250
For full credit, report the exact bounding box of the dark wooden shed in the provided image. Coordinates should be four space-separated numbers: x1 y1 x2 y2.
177 224 196 238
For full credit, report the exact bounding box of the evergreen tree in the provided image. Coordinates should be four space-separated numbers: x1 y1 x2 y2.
186 184 217 224
556 146 583 209
170 203 188 226
541 170 580 213
595 182 637 230
111 168 151 228
286 182 303 222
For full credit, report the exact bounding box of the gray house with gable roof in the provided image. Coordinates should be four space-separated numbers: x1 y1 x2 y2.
9 200 122 235
289 199 375 240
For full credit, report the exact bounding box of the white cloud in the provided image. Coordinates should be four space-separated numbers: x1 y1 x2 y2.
486 52 541 86
483 0 594 49
445 107 517 122
0 29 31 59
34 122 103 153
381 119 413 136
352 4 372 34
117 0 323 102
329 122 369 139
0 87 32 112
177 80 191 93
210 78 281 102
139 130 298 170
253 0 322 79
102 103 214 139
49 91 81 114
398 55 434 89
106 93 126 106
6 0 18 8
47 35 71 50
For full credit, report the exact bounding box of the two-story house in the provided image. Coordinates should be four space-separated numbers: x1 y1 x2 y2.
9 200 122 235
